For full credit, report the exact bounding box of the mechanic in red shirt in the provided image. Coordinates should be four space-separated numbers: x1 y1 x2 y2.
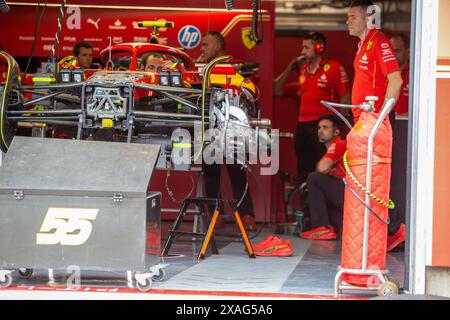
348 1 405 251
347 0 403 123
275 32 351 184
300 115 347 240
386 33 410 251
390 34 410 117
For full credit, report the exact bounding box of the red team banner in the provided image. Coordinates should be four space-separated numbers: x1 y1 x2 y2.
0 2 273 61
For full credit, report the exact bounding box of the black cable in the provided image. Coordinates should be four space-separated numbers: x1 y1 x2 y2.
258 0 264 43
343 178 390 225
165 168 195 204
0 0 9 13
251 0 263 45
219 152 250 209
22 0 48 83
236 164 249 208
324 104 353 130
242 161 267 240
207 0 211 35
224 0 234 11
212 157 267 242
51 0 67 61
22 0 41 81
208 157 252 239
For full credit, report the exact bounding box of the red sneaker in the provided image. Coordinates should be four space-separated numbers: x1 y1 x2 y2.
300 226 337 240
242 214 256 231
387 223 406 252
255 245 294 257
252 236 291 252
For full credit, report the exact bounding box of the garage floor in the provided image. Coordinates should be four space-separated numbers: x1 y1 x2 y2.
0 222 405 300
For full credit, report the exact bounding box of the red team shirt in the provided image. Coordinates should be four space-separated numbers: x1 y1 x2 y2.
323 137 347 179
352 29 400 121
284 57 350 123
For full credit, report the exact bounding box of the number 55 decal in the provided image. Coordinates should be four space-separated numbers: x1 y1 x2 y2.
36 208 99 246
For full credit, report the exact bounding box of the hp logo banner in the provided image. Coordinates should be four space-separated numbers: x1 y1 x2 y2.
178 25 201 49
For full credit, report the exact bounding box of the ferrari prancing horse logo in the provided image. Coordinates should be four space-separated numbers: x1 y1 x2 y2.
241 27 256 50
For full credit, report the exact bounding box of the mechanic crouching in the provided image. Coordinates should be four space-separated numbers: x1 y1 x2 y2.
300 115 346 240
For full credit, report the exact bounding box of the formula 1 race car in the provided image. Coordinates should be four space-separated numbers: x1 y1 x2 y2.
0 22 271 170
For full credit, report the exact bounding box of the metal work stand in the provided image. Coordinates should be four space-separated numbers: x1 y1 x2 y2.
322 98 400 298
161 197 256 260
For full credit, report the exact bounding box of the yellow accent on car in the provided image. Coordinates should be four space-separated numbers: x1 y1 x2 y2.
0 51 12 149
22 104 46 117
173 143 191 148
102 119 113 128
32 77 56 83
17 122 47 128
28 105 46 110
209 74 256 94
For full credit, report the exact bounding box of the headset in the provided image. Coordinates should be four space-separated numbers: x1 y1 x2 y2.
305 32 327 56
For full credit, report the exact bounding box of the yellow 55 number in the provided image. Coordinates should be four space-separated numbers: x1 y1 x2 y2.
36 208 99 246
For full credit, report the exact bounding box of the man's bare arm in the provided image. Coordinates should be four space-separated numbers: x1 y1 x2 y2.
339 93 352 117
383 71 403 109
274 56 305 97
316 157 335 175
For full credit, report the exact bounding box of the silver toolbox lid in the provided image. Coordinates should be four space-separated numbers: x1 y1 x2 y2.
0 136 160 197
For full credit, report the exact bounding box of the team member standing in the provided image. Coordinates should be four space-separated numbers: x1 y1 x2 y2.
198 31 256 230
275 32 351 185
346 0 403 251
198 31 226 63
390 33 410 117
386 33 410 251
347 0 403 122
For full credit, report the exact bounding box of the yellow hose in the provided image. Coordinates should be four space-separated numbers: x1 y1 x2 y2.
193 55 231 161
343 151 395 209
0 51 11 150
